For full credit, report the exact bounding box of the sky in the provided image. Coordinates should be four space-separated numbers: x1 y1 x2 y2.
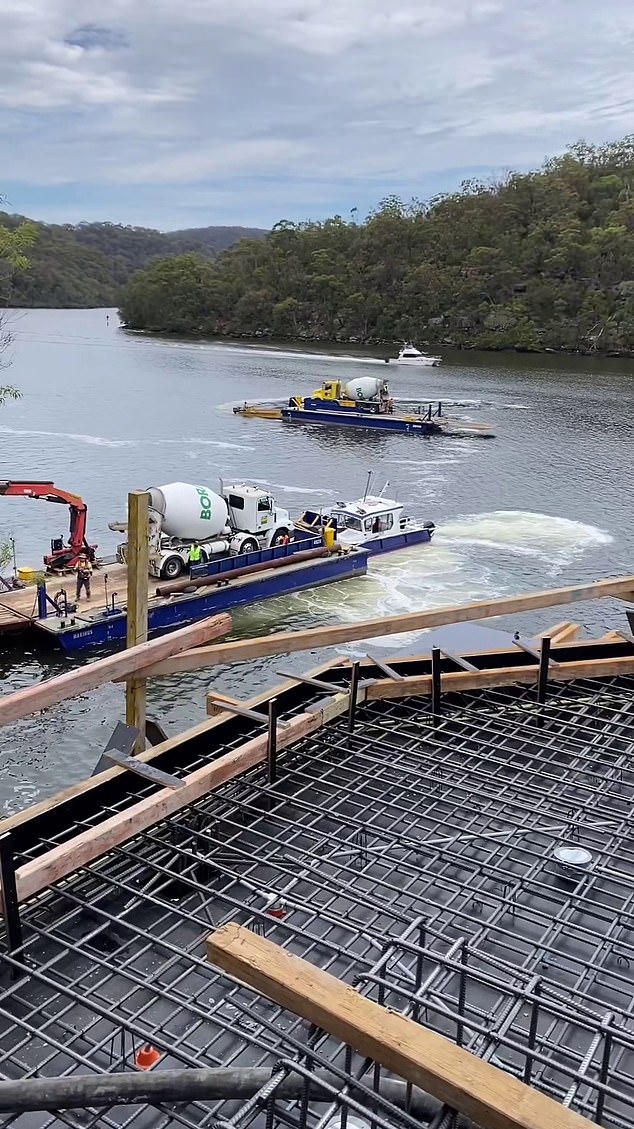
2 0 634 232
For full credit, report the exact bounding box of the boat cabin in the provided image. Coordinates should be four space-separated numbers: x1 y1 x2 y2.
399 343 424 359
333 497 404 537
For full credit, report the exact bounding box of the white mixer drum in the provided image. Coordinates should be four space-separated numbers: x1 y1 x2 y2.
147 482 229 540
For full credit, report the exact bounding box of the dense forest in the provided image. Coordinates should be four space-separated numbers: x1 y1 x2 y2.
0 217 266 308
120 138 634 355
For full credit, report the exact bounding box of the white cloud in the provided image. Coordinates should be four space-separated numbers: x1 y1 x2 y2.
1 0 634 224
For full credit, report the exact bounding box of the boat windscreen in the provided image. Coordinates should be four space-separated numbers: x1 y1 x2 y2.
338 514 364 532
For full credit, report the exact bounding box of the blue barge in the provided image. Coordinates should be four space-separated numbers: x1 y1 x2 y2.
33 532 368 652
282 404 443 434
234 377 495 438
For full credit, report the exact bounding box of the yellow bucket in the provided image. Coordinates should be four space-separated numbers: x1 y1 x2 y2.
323 526 336 550
17 566 37 582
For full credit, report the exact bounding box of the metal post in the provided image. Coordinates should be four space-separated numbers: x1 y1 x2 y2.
431 647 442 723
347 662 360 733
456 941 468 1047
595 1017 613 1125
537 636 551 704
37 581 47 620
0 832 23 962
267 697 278 785
523 980 541 1084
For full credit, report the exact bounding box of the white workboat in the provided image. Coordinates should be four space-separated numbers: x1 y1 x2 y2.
395 343 441 367
297 492 435 555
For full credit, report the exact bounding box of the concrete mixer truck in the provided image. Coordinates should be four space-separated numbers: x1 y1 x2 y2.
113 481 292 579
288 375 393 414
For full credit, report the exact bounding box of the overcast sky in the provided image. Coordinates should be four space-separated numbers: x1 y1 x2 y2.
2 0 634 231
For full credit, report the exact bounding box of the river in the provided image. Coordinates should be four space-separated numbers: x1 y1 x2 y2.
1 307 633 815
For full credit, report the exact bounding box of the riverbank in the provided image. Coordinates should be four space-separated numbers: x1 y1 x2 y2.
122 324 634 362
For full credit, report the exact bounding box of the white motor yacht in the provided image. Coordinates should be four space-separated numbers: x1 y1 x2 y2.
396 343 441 367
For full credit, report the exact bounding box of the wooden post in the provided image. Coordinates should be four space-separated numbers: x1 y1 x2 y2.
208 924 594 1129
0 612 232 729
125 491 150 752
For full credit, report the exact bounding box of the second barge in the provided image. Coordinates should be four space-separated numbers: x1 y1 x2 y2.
234 377 495 437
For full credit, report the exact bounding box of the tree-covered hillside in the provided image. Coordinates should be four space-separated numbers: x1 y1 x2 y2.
120 138 634 355
0 216 266 308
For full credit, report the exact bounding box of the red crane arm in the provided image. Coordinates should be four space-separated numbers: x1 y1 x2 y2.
0 480 90 561
0 480 86 510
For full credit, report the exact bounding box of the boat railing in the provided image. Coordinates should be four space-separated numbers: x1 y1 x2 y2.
413 401 444 419
190 528 324 580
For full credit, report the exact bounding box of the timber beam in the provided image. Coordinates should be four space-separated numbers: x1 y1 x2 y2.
364 652 634 701
138 575 634 678
0 612 232 728
208 923 593 1129
0 657 350 842
535 621 581 644
7 689 357 906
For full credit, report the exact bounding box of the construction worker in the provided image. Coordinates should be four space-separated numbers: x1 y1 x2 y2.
75 553 93 601
188 542 202 575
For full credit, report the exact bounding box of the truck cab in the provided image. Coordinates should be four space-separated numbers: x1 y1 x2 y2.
223 483 290 541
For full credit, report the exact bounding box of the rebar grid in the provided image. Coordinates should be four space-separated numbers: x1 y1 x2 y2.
2 674 634 1129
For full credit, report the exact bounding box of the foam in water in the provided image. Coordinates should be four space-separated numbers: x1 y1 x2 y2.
238 508 613 656
441 510 612 567
0 425 135 448
0 426 255 452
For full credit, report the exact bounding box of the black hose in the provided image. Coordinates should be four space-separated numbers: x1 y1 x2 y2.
0 1066 472 1122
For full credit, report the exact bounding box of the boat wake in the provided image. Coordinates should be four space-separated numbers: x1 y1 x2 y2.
208 344 389 366
231 509 613 655
249 478 336 497
0 425 255 452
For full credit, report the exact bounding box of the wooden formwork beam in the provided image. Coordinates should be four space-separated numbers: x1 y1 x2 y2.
0 612 232 728
139 575 634 678
0 658 349 839
535 621 581 644
207 923 593 1129
10 690 353 905
365 653 634 701
125 490 150 754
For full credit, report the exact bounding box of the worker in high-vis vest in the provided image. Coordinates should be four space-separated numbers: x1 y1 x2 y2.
75 553 93 601
188 543 202 575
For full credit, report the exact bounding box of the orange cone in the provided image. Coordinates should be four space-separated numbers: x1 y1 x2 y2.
262 892 288 919
135 1043 161 1070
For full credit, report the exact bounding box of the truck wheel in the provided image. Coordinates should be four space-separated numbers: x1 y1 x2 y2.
161 555 184 580
271 528 290 546
239 537 259 554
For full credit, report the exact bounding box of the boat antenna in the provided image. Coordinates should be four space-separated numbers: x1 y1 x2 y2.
362 471 372 502
378 480 389 499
